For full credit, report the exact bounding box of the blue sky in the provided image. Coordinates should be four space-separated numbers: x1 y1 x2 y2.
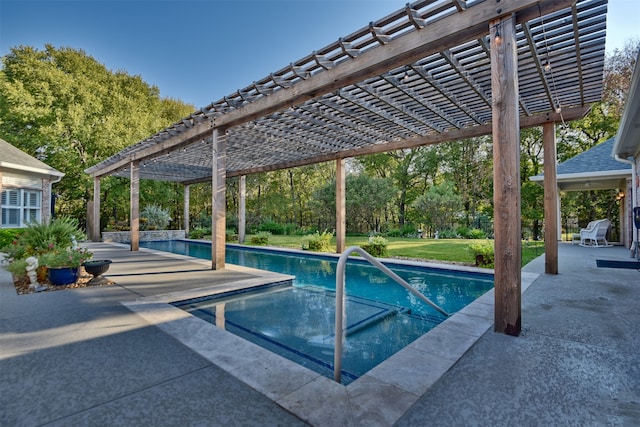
1 0 638 110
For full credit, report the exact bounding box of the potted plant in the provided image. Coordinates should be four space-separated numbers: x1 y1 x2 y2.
82 259 112 283
40 246 93 286
1 217 93 289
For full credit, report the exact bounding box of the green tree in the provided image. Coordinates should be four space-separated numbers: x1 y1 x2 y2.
236 163 334 232
438 137 493 227
412 181 463 232
356 146 442 228
519 128 544 240
311 173 395 233
0 45 193 225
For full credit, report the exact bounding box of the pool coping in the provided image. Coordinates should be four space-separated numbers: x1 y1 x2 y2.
122 247 539 426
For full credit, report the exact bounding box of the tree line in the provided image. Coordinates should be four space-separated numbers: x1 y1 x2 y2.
1 41 638 238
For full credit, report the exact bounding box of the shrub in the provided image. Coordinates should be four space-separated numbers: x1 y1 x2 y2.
188 227 209 239
3 217 85 263
3 218 93 279
468 228 487 239
437 228 458 239
401 224 417 237
140 205 171 230
281 223 301 235
0 228 22 249
250 231 271 245
467 242 494 267
39 245 92 268
105 220 129 231
385 228 403 237
226 228 238 242
456 226 470 239
294 226 318 236
258 220 285 235
5 258 28 278
362 235 388 257
301 231 333 251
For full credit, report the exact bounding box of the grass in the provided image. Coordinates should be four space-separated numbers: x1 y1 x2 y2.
232 234 545 268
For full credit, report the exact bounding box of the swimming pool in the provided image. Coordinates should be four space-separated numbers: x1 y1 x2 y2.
140 240 494 384
140 240 493 315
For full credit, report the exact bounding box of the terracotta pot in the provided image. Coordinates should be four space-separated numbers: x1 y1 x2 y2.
36 266 48 283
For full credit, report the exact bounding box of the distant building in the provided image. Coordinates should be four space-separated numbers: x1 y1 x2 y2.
530 137 632 245
0 138 64 228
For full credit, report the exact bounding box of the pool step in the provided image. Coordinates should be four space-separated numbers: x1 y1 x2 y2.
345 307 410 337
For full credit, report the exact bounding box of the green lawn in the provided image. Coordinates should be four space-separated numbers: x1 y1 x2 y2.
235 234 545 268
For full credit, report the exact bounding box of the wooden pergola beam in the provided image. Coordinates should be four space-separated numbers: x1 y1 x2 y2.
92 177 100 241
336 159 346 253
543 122 559 274
238 175 246 244
211 129 226 269
183 184 190 234
130 161 140 251
491 14 521 336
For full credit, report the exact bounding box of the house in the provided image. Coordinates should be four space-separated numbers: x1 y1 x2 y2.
531 50 640 256
0 138 64 228
612 50 640 258
530 137 632 245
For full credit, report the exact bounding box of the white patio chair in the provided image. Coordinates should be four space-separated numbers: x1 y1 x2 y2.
572 220 599 244
579 219 612 247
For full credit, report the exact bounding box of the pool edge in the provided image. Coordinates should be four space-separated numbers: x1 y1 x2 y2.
122 261 538 426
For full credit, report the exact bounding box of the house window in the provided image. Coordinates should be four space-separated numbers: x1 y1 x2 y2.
1 189 42 227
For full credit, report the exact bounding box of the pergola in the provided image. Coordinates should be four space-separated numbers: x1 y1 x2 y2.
85 0 608 336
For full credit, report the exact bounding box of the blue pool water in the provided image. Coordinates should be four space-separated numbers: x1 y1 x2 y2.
140 240 494 384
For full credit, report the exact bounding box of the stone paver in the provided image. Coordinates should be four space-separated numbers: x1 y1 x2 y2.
1 242 638 426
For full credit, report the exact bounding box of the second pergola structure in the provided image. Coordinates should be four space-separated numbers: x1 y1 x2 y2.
85 0 608 336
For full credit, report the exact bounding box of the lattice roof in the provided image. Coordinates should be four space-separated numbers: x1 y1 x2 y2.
85 0 608 183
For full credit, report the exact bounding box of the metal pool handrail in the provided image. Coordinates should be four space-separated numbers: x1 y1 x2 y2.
333 246 450 383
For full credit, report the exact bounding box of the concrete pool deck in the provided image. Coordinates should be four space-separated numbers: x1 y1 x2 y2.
1 242 638 425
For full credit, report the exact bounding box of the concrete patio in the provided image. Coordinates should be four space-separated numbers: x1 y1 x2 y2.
1 242 638 426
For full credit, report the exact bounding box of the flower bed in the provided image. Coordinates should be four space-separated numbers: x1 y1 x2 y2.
11 267 113 295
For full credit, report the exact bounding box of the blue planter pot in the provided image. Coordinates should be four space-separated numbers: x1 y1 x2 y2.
48 267 79 286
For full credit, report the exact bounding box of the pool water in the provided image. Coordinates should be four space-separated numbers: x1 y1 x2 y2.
174 284 443 384
140 240 494 384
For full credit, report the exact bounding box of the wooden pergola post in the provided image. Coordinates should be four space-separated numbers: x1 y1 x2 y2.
239 175 246 244
130 160 140 251
336 158 346 253
543 121 559 274
211 129 226 269
183 184 190 234
490 15 521 336
92 176 101 241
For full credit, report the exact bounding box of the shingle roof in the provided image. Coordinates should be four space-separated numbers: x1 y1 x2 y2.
556 137 631 175
0 138 64 178
530 137 631 191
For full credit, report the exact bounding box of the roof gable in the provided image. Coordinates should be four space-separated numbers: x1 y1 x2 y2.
0 138 64 178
